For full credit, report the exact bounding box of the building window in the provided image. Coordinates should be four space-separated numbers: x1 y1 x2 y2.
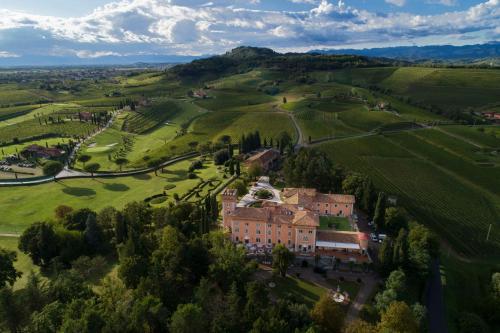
257 223 260 227
326 204 329 207
235 236 239 241
317 203 320 207
288 231 292 236
299 230 303 234
278 239 281 243
288 240 291 245
256 238 261 243
267 224 272 228
267 230 271 235
268 239 271 244
256 230 261 235
245 223 248 226
345 204 348 208
335 204 338 207
308 230 313 234
235 228 239 233
235 222 239 226
303 236 308 241
245 229 248 234
308 245 311 250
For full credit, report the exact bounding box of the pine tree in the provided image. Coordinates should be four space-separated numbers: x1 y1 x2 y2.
229 160 235 175
211 195 218 221
236 161 241 177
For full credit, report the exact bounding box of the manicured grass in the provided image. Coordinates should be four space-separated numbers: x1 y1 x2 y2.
326 278 361 301
0 157 221 234
318 130 500 259
271 276 327 307
319 216 352 231
0 236 39 291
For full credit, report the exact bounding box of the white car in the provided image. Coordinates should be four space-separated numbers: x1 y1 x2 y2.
378 234 387 243
370 233 378 242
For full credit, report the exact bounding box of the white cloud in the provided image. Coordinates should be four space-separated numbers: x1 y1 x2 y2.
0 0 498 57
0 51 20 58
385 0 406 7
426 0 457 6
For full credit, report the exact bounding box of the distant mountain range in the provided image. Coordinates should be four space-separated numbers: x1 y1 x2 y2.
310 42 500 63
0 54 202 68
1 42 498 67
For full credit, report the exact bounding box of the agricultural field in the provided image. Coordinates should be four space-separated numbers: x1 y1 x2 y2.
318 129 500 259
330 67 500 110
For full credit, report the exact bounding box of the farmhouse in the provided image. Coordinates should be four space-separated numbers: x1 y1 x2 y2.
222 188 370 263
21 144 66 160
244 149 281 172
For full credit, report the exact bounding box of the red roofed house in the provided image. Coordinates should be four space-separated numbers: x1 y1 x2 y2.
244 149 281 172
222 188 369 262
21 144 66 160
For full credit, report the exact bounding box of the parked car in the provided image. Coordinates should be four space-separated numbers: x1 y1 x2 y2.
313 266 327 274
370 233 378 242
378 234 387 243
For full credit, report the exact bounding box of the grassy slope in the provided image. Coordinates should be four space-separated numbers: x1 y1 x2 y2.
0 236 40 290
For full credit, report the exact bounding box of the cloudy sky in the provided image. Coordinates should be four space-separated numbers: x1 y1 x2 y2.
0 0 498 59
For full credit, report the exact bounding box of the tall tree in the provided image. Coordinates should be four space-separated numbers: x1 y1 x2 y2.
373 192 386 230
310 294 345 333
170 303 205 333
19 222 59 267
272 244 294 277
378 301 419 333
0 248 21 287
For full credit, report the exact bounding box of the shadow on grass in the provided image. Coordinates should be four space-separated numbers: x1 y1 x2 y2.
132 174 152 180
62 187 97 197
104 183 130 192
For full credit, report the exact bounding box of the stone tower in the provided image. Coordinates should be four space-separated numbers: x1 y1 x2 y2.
221 188 238 229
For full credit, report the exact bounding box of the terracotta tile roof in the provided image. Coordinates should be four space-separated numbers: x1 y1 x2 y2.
292 210 319 227
282 188 355 205
316 231 361 245
315 193 355 204
230 207 269 221
245 149 280 165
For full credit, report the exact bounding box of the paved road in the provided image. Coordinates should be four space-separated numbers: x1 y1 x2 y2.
238 176 283 207
273 106 305 149
426 259 448 333
0 152 198 187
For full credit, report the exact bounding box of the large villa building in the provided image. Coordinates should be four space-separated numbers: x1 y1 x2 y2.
222 187 370 263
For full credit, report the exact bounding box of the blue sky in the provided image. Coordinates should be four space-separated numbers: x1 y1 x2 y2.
0 0 498 59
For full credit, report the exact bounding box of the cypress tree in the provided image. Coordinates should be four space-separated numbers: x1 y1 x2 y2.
229 160 235 175
236 161 241 177
393 228 408 268
373 192 387 231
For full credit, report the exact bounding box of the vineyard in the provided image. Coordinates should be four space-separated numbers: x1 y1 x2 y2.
124 99 192 134
318 130 500 258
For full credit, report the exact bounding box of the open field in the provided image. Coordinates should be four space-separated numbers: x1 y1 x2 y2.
318 129 500 259
0 157 223 234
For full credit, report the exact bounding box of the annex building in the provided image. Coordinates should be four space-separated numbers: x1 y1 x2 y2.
222 187 370 263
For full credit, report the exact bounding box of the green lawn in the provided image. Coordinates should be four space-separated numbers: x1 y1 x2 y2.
326 278 361 301
0 157 222 234
271 276 327 307
319 216 352 231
